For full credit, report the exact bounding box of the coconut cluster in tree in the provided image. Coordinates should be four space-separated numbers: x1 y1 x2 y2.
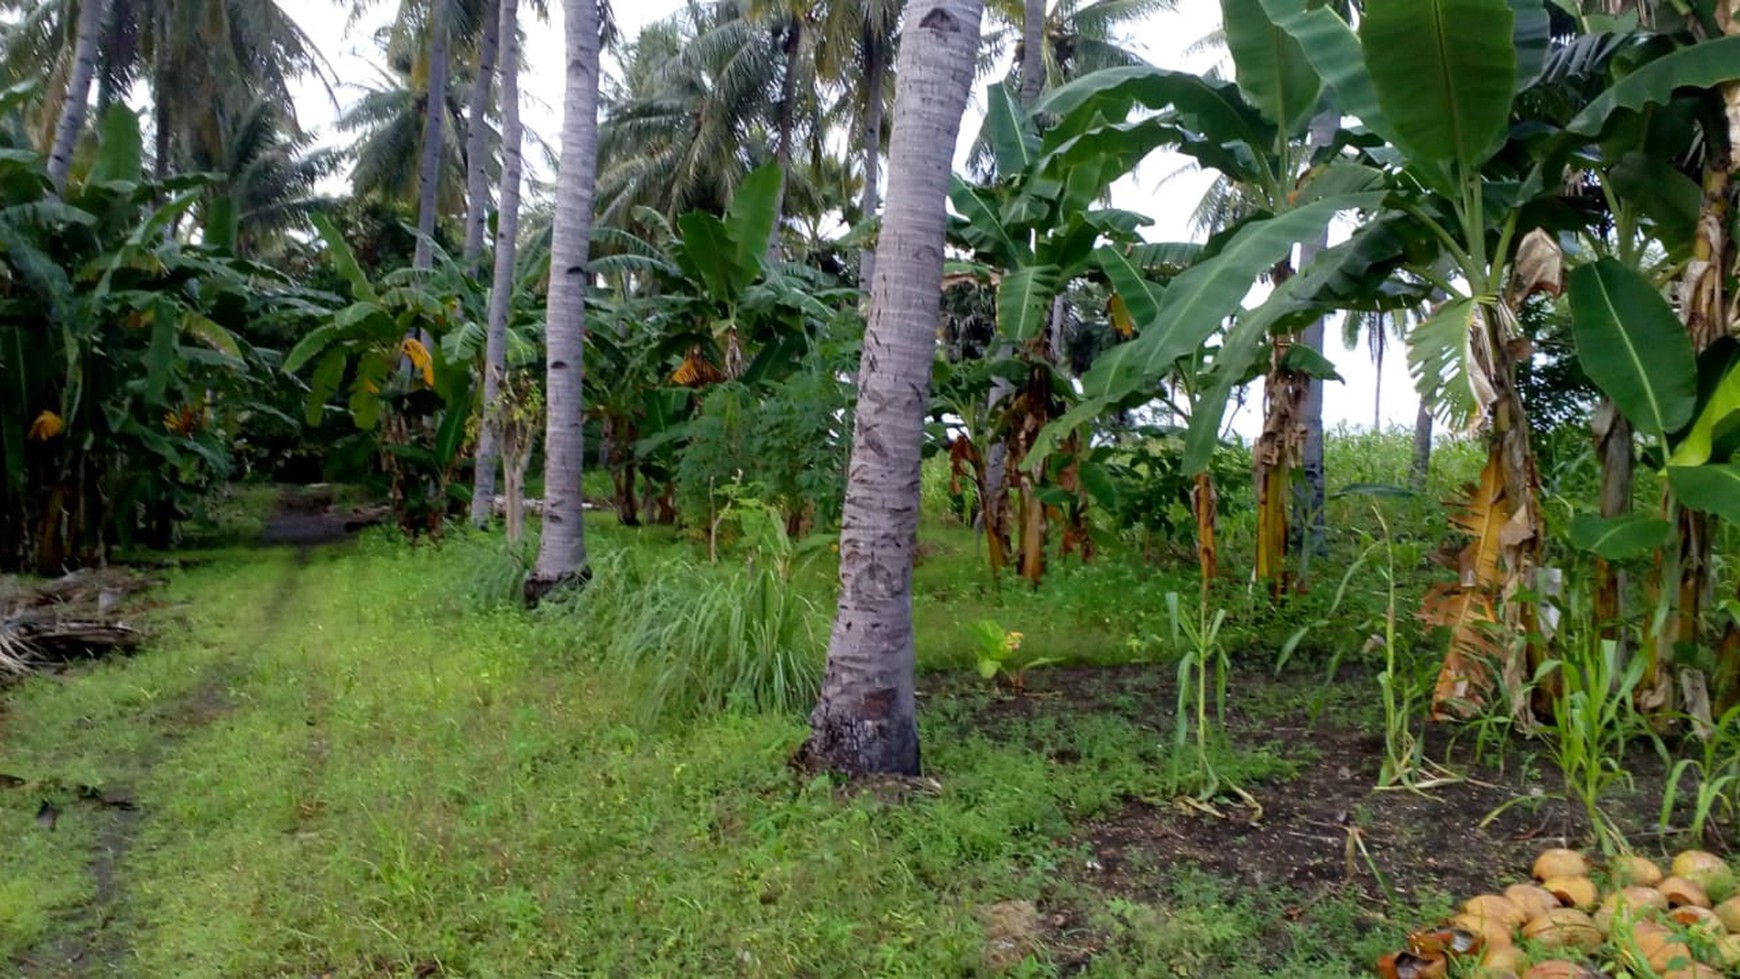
1377 848 1740 978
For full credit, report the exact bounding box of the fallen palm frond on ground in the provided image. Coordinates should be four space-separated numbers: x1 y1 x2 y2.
0 569 154 681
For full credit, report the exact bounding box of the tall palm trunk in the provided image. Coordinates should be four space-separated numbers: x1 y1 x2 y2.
525 0 602 603
801 0 983 777
858 37 886 286
1409 399 1432 491
462 0 502 273
152 2 170 183
413 0 452 272
767 19 803 264
48 0 109 192
1285 109 1340 574
1019 0 1045 103
469 0 523 528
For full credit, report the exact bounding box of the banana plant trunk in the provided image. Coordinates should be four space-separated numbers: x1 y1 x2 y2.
801 0 983 777
1707 7 1740 710
1254 261 1303 597
1592 401 1632 634
413 0 452 273
525 0 602 604
468 0 523 528
462 0 502 273
1192 472 1218 585
48 0 109 192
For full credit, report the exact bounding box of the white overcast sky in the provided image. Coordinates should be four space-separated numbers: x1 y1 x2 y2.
284 1 1423 439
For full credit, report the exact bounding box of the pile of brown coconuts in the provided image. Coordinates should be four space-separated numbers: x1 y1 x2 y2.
1377 848 1740 978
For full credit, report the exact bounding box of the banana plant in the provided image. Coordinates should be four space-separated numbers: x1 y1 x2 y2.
1313 0 1740 719
1018 50 1395 588
1569 258 1740 714
1524 18 1740 708
590 163 849 387
587 174 858 527
1 103 273 572
283 216 475 537
946 81 1168 585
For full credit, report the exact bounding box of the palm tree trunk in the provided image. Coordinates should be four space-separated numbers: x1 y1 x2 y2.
1409 399 1432 491
801 0 983 777
413 0 452 272
462 0 502 274
152 2 170 183
767 20 802 264
1372 329 1384 432
525 0 602 603
858 37 886 286
469 0 522 529
1293 108 1339 562
1019 0 1045 104
48 0 109 193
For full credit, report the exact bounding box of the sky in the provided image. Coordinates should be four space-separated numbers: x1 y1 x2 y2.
283 1 1425 439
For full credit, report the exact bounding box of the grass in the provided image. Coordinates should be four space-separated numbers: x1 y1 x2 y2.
11 431 1681 976
0 517 1443 977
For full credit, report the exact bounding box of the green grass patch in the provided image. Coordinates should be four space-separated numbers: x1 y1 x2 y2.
2 525 1437 976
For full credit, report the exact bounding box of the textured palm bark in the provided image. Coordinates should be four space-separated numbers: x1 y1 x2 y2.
469 0 524 528
858 40 886 286
48 0 109 192
1019 0 1045 104
462 0 502 273
801 0 983 777
1409 400 1433 491
767 20 803 264
526 0 602 604
1295 109 1339 561
413 0 451 273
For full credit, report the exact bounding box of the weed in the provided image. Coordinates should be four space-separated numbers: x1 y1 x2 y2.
1540 630 1652 854
1660 704 1740 844
970 620 1059 693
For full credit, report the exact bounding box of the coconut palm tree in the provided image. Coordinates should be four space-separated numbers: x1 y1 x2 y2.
525 0 603 603
4 0 326 183
45 0 106 191
594 5 769 231
983 0 1168 101
801 0 983 776
337 58 470 211
193 97 344 257
461 0 500 272
813 0 901 282
469 0 524 526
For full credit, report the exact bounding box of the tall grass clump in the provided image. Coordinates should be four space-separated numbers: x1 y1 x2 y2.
539 503 826 723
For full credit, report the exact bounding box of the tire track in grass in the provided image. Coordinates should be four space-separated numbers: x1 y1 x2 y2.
21 526 336 977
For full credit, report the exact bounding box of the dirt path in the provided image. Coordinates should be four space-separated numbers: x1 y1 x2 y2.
17 502 352 977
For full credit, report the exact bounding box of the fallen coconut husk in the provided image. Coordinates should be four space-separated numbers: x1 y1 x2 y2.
0 568 154 681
